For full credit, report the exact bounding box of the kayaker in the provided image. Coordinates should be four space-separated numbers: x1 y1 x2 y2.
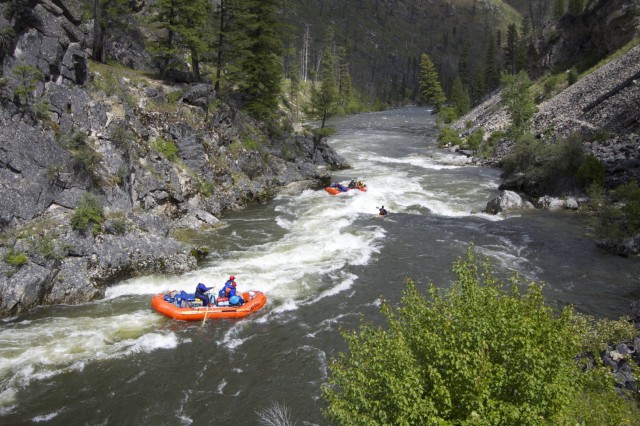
378 206 388 216
195 282 213 306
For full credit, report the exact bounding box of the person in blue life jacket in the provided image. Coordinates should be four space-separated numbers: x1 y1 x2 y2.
219 275 244 306
195 282 213 306
219 275 236 298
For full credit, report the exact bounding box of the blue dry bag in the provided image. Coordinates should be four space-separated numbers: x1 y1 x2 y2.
229 295 241 306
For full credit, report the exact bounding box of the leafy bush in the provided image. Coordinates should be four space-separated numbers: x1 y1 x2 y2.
153 137 178 161
322 247 640 425
463 129 484 153
501 71 537 139
587 180 640 240
5 249 28 267
478 130 505 159
501 133 599 196
437 127 462 148
70 193 104 234
61 131 102 172
436 106 458 126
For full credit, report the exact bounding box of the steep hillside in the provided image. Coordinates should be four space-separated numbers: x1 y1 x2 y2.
285 0 521 102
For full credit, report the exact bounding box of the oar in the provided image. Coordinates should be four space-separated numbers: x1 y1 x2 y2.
201 293 211 327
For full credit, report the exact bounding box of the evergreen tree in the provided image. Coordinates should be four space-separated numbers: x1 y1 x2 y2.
450 75 471 116
485 33 500 92
92 0 130 63
458 42 471 87
419 53 446 111
312 47 339 128
147 0 181 79
504 23 518 75
501 71 537 138
237 0 284 120
554 0 566 19
471 65 486 106
176 0 211 81
568 0 584 16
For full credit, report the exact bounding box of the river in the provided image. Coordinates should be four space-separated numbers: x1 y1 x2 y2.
1 107 639 424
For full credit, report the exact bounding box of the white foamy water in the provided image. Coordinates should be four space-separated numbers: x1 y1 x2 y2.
0 108 506 413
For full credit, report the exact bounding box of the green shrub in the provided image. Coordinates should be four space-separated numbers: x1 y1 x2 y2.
436 105 458 126
479 130 505 159
322 247 640 425
576 154 605 187
61 131 102 171
153 137 178 161
437 126 462 148
5 250 28 267
70 193 104 234
463 129 484 153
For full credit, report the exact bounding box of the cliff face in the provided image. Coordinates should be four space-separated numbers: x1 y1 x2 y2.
0 1 347 318
530 0 640 78
453 0 640 188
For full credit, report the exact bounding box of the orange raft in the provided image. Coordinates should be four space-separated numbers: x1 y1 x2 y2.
325 186 367 195
151 290 267 321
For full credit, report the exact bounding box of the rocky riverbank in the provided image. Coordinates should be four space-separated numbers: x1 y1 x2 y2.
0 1 348 318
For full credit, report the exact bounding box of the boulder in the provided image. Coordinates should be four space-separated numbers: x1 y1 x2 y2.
484 190 525 214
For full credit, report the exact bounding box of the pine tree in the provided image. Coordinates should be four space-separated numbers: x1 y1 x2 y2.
312 47 339 128
147 0 181 79
504 23 518 75
501 71 537 139
485 33 500 92
419 53 446 111
450 75 471 116
237 0 284 120
175 0 211 81
92 0 130 63
458 42 471 87
471 65 486 106
568 0 584 16
554 0 566 19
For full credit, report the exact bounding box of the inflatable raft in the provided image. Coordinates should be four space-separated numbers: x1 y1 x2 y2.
325 184 367 195
151 290 267 321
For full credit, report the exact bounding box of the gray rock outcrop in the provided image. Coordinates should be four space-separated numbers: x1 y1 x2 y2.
0 0 348 318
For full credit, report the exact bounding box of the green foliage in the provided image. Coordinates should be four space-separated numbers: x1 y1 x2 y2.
61 131 103 172
500 71 537 139
419 53 446 110
323 247 640 425
576 154 605 187
587 180 640 240
435 106 458 126
311 48 340 128
12 64 44 110
501 133 596 196
553 0 566 18
196 180 214 198
567 68 578 86
463 129 484 154
450 76 470 116
70 193 104 234
479 130 505 159
237 0 284 120
437 127 462 148
568 0 584 16
153 137 179 161
5 249 28 267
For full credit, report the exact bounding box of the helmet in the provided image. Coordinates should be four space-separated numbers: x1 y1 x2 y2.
230 275 235 280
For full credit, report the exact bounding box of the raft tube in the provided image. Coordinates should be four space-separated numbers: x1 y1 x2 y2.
151 290 267 321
